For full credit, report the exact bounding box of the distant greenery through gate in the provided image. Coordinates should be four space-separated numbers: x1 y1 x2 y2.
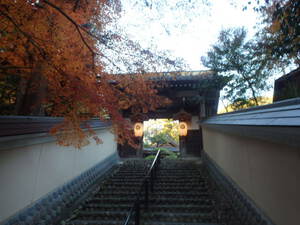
143 119 179 159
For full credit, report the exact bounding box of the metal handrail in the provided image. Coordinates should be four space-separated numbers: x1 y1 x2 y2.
123 149 161 225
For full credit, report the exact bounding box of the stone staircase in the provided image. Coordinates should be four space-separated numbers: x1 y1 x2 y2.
59 159 240 225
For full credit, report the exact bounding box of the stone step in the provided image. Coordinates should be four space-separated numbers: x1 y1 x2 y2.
150 186 209 192
58 159 241 225
153 181 209 186
64 219 133 225
150 197 214 205
153 182 208 188
96 185 209 193
158 171 201 175
76 210 128 219
112 174 206 179
102 180 142 185
144 222 220 225
65 220 219 225
94 188 210 196
82 203 132 211
85 197 137 204
154 178 207 182
157 168 201 171
102 180 208 187
112 175 146 179
97 186 140 191
93 192 211 199
147 204 214 213
68 207 217 222
142 211 218 223
81 203 214 213
157 173 205 177
107 179 144 183
85 196 214 205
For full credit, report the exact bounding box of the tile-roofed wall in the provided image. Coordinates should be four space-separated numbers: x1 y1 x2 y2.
148 70 215 81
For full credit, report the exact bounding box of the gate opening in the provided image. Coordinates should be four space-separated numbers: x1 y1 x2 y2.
143 119 179 159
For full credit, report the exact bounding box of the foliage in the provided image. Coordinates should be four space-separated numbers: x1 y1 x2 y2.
143 119 179 147
0 1 184 148
157 147 179 159
245 0 299 70
146 132 169 147
201 27 271 106
0 72 19 115
144 155 156 160
219 96 273 113
145 147 179 160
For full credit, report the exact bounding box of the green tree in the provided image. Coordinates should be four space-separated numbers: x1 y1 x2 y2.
219 96 273 113
201 27 270 106
144 119 179 147
259 0 299 69
245 0 299 70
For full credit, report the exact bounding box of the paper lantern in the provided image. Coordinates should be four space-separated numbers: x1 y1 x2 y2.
134 122 144 137
179 122 188 136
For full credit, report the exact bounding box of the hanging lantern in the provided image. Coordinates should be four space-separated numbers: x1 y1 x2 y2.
179 122 188 136
134 122 144 137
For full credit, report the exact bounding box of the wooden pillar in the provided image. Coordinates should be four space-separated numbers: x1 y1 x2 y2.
183 116 202 157
136 136 144 158
179 136 187 157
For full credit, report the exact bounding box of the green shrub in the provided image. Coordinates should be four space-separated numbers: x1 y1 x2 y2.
144 147 179 160
157 148 179 159
145 155 156 160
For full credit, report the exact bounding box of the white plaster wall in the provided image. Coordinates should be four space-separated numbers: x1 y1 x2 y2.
202 127 300 225
188 116 199 130
0 128 117 222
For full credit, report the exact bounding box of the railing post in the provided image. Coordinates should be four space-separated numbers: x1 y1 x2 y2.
145 180 149 210
135 201 140 225
123 150 160 225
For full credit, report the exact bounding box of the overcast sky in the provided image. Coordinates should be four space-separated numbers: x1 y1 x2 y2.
119 0 259 70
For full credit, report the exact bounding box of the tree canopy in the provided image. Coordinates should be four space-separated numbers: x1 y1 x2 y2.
202 0 299 109
248 0 299 70
0 0 185 148
144 119 179 148
201 27 270 107
1 0 299 145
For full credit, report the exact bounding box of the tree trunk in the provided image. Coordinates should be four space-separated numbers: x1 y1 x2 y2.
240 73 259 106
15 64 47 115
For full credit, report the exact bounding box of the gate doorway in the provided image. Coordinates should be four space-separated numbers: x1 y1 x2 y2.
143 119 179 159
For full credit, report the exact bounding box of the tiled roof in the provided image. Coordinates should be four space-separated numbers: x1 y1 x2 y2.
148 70 216 81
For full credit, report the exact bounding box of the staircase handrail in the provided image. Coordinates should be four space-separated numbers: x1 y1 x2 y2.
123 149 161 225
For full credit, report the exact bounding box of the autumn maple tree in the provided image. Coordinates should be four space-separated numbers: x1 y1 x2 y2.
0 0 176 148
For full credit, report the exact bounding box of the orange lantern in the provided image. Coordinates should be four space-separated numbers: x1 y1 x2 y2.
179 122 188 136
134 122 144 137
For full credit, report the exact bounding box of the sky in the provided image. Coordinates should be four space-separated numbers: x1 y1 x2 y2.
118 0 260 70
116 0 287 112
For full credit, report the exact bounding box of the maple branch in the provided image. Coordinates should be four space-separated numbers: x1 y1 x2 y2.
0 66 33 70
99 52 123 72
0 10 46 58
43 0 95 57
42 1 126 72
73 0 81 12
